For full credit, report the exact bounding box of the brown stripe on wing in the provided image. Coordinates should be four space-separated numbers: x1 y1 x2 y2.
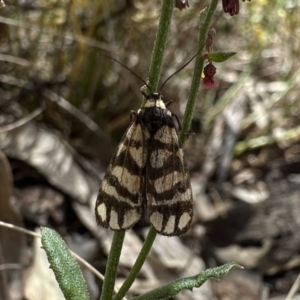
96 192 142 229
105 174 141 204
147 149 182 180
113 150 146 175
148 200 193 236
147 178 190 202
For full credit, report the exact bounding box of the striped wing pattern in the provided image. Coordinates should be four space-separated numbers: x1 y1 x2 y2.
146 120 193 236
95 120 149 230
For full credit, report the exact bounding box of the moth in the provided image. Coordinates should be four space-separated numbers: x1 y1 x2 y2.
95 90 193 236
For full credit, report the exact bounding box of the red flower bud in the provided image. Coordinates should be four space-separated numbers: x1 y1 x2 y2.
222 0 251 15
203 63 216 79
201 63 217 89
175 0 189 10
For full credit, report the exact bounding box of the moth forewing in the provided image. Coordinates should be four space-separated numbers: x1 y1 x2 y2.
146 118 193 236
95 118 149 231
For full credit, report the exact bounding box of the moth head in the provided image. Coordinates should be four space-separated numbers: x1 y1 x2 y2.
142 92 166 110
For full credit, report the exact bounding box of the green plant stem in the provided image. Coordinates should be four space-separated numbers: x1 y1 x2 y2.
179 0 219 145
116 1 174 296
113 227 157 300
105 2 174 299
131 262 242 300
100 231 125 300
142 0 175 105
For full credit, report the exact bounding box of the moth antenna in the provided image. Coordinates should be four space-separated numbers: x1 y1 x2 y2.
99 53 152 93
159 49 201 92
140 89 150 99
164 100 173 107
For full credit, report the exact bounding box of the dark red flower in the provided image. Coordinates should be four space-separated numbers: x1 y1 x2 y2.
175 0 189 10
204 63 216 78
201 63 217 89
222 0 251 16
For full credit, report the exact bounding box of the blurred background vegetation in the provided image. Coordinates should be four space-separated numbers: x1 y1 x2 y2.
1 0 300 166
1 0 299 164
1 0 300 299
